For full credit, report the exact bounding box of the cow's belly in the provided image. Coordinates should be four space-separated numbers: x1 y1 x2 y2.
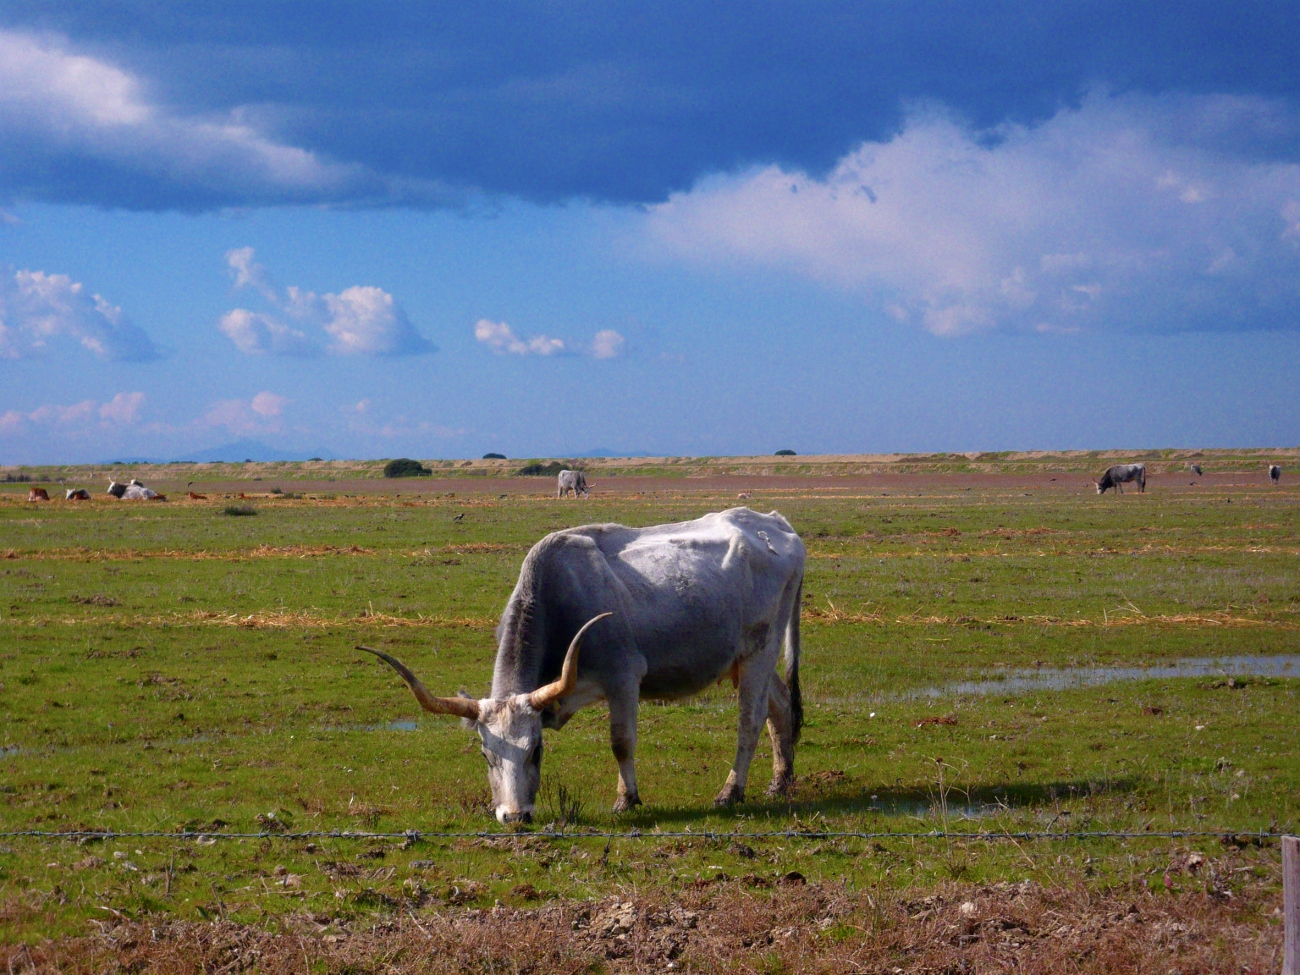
639 644 737 699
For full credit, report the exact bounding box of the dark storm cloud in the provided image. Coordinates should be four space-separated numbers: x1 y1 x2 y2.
1 0 1297 209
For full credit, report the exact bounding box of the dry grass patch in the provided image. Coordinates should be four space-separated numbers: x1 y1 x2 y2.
0 879 1280 974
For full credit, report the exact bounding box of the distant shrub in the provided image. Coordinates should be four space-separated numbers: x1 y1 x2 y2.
2 472 32 483
270 485 283 494
383 458 432 478
516 460 570 476
223 504 258 516
482 452 507 460
774 449 797 456
308 456 323 462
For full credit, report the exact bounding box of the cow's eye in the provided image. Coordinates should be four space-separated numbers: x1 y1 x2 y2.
481 747 499 768
529 742 543 767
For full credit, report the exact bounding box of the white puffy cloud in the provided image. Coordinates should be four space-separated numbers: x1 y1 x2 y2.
648 91 1300 336
474 319 566 356
219 249 433 356
590 329 626 359
0 30 365 207
0 267 158 360
201 391 286 434
217 308 314 356
320 286 426 355
250 391 286 418
0 392 146 434
474 320 626 358
99 392 146 424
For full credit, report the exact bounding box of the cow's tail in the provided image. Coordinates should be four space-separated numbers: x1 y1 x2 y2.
785 575 804 744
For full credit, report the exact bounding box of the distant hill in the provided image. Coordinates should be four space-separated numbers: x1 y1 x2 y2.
102 440 338 464
575 447 659 458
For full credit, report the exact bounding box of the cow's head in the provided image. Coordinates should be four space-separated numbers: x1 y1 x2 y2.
359 612 611 824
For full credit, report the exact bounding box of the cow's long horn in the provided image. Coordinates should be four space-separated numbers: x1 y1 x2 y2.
357 646 480 721
529 612 612 710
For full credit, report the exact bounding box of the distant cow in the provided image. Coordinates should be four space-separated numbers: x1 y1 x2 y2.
27 487 49 502
65 488 91 500
1188 464 1203 476
1270 465 1281 485
1095 463 1146 495
108 479 163 500
557 469 589 498
187 491 207 500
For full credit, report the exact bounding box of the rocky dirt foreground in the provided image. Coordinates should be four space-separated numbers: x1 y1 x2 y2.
1 876 1282 974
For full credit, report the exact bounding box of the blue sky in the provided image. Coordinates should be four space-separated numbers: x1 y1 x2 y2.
1 2 1298 463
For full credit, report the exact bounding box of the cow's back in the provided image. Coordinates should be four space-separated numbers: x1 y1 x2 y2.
501 508 804 698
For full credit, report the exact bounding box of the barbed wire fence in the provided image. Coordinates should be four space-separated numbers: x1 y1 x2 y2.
0 828 1283 843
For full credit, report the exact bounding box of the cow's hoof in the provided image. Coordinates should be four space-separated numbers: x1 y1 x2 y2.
612 793 641 813
713 784 745 807
765 775 793 799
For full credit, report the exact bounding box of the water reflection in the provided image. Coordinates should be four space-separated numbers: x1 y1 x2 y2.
913 654 1300 699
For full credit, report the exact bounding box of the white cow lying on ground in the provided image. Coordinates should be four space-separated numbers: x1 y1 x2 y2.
107 479 165 500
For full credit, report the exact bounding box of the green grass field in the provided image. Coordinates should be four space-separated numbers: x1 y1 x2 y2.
1 466 1297 949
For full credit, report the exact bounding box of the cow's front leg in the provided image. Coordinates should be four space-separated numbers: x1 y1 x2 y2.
607 685 641 812
764 673 795 798
715 658 773 806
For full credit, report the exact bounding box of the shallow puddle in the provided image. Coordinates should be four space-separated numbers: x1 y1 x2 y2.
913 653 1300 699
865 796 1003 819
323 718 420 733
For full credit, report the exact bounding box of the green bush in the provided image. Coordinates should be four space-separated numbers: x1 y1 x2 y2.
482 452 507 460
222 504 258 516
383 458 432 478
774 449 797 456
516 460 570 476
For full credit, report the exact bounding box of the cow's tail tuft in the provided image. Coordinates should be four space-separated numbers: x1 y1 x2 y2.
786 576 803 744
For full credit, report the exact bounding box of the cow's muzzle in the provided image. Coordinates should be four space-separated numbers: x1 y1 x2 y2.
497 808 533 825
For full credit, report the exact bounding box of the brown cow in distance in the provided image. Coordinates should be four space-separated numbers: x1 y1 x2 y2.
187 491 207 500
27 487 49 501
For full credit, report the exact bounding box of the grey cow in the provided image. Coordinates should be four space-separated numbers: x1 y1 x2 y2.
1095 463 1146 495
360 507 806 823
556 469 589 498
1270 465 1281 485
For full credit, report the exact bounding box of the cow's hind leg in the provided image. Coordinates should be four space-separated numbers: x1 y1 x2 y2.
764 673 795 798
607 683 642 812
714 658 774 806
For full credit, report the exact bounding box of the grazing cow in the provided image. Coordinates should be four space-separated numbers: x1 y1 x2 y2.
186 491 207 500
361 507 806 823
1095 463 1146 495
1270 465 1281 485
556 469 589 498
65 488 91 500
27 487 49 502
1188 464 1203 476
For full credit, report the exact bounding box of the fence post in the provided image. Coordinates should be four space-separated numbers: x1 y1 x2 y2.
1285 836 1299 975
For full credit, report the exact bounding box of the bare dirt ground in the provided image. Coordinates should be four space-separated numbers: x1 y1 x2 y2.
118 470 1286 498
2 874 1280 974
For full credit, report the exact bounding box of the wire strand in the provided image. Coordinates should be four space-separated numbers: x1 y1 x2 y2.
0 828 1281 843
